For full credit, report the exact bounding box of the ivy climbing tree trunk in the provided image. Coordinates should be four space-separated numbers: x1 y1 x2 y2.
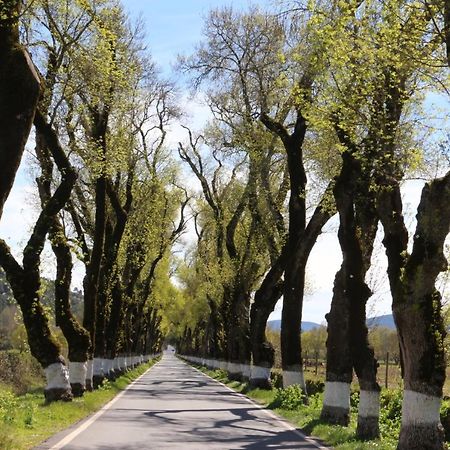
0 0 41 219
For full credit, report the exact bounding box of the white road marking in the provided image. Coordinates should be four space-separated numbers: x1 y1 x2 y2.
186 360 329 450
48 359 161 450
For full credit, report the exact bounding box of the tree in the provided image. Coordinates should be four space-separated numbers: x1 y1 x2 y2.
0 0 41 219
0 110 77 402
180 7 336 390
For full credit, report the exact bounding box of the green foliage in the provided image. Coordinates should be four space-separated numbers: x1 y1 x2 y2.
440 399 450 441
0 389 18 423
0 350 44 395
272 384 306 410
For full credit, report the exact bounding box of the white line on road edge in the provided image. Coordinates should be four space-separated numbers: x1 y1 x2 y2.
184 360 329 450
47 359 162 450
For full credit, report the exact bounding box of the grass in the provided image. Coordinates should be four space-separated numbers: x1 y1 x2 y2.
0 358 160 450
196 365 400 450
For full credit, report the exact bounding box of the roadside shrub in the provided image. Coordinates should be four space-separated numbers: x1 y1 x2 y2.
0 389 18 423
270 371 283 388
0 350 44 394
440 399 450 440
379 388 402 437
272 384 306 410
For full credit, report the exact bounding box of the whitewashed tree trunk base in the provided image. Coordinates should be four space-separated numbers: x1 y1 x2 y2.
68 361 87 397
282 368 306 391
320 381 351 425
93 358 105 389
357 390 380 439
105 359 115 380
249 365 272 389
240 364 251 380
44 362 72 402
397 391 444 449
85 359 93 391
227 362 242 380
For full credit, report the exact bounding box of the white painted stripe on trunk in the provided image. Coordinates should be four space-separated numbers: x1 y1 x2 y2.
227 362 241 374
93 358 103 376
402 390 441 425
48 359 162 450
106 359 115 374
44 362 70 390
250 365 271 381
86 359 93 382
358 390 380 418
69 361 87 386
187 362 328 450
240 364 251 378
282 370 305 388
323 381 351 409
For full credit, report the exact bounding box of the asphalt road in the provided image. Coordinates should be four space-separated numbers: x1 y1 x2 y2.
38 353 328 450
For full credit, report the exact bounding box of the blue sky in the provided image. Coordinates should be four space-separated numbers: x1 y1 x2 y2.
122 0 267 76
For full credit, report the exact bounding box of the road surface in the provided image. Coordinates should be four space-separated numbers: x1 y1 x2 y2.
38 353 328 450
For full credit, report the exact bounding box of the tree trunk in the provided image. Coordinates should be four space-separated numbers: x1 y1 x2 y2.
322 150 380 434
0 0 41 219
51 221 91 396
249 252 285 388
322 267 352 424
35 121 91 398
83 107 108 389
281 263 307 390
377 173 450 450
0 110 76 402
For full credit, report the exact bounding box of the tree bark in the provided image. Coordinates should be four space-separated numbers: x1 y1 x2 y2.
0 110 77 402
83 107 108 389
322 148 380 435
0 0 41 219
249 251 285 388
35 113 91 398
377 172 450 450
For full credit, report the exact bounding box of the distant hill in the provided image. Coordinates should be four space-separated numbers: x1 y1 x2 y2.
366 314 395 329
267 314 396 332
267 320 321 332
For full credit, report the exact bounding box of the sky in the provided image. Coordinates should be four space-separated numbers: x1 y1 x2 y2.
0 0 447 325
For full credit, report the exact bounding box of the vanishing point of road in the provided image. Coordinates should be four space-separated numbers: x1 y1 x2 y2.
37 353 328 449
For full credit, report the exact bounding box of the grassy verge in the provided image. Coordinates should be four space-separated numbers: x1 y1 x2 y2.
194 365 400 450
0 358 160 450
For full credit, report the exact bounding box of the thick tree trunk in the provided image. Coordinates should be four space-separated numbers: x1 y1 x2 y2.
352 195 380 439
35 121 91 398
83 107 108 389
249 253 285 388
0 246 72 402
0 0 41 219
51 222 91 396
322 267 352 424
377 172 450 450
322 149 380 434
281 263 307 390
0 111 76 402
